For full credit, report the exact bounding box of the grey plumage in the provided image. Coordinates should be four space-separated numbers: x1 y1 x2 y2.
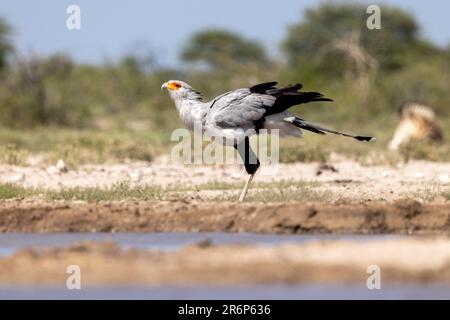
162 80 374 201
162 79 374 145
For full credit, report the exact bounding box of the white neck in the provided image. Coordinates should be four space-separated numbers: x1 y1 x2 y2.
173 96 208 130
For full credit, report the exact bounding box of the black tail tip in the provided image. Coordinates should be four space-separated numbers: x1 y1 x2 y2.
355 136 376 142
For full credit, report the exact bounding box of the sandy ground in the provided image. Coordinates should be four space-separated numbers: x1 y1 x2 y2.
0 157 449 202
2 238 450 286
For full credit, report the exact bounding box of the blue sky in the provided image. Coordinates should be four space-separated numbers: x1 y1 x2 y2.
1 0 449 67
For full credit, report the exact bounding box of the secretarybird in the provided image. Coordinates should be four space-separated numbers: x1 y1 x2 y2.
162 80 374 201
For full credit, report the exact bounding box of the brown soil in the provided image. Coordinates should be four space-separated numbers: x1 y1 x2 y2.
0 199 449 234
2 238 450 286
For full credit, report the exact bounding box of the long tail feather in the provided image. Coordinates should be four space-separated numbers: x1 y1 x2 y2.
286 117 375 142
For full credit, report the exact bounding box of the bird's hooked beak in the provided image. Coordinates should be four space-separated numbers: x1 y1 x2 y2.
161 82 168 91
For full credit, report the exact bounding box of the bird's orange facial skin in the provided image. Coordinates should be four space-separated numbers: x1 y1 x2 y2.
167 81 182 90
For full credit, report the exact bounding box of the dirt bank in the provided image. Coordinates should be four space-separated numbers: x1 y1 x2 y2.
0 199 449 234
2 238 450 286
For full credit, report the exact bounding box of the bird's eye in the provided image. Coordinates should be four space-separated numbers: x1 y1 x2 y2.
167 81 183 90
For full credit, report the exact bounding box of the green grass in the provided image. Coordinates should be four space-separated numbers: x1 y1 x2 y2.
0 179 446 203
279 137 329 163
442 192 450 201
46 183 165 201
0 180 323 202
0 128 171 168
0 182 165 201
219 182 331 203
0 113 448 168
279 120 450 165
191 179 327 203
398 141 450 162
179 179 319 192
246 188 332 203
0 183 35 199
0 144 29 166
410 184 441 203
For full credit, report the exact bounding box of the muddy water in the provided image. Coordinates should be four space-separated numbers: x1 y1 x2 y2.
0 232 403 256
1 233 450 299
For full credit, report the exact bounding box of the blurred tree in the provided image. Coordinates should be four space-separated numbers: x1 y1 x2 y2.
281 3 432 105
325 30 378 103
0 54 92 128
180 30 267 70
0 18 13 70
282 3 424 72
120 52 156 76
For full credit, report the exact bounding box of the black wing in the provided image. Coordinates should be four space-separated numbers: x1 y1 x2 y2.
249 82 333 116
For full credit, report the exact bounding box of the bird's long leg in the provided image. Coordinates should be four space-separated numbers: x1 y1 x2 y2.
239 172 256 202
235 137 260 202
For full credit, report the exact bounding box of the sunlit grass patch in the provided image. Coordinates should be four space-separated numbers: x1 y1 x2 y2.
0 183 36 199
280 137 329 163
243 187 332 203
0 179 324 202
399 141 450 162
0 144 29 165
0 119 449 167
278 130 385 164
0 128 168 167
442 192 450 201
410 185 441 203
0 182 165 201
175 179 319 192
46 182 165 201
216 180 330 203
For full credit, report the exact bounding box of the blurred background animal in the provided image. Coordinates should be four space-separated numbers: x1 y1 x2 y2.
388 102 443 150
